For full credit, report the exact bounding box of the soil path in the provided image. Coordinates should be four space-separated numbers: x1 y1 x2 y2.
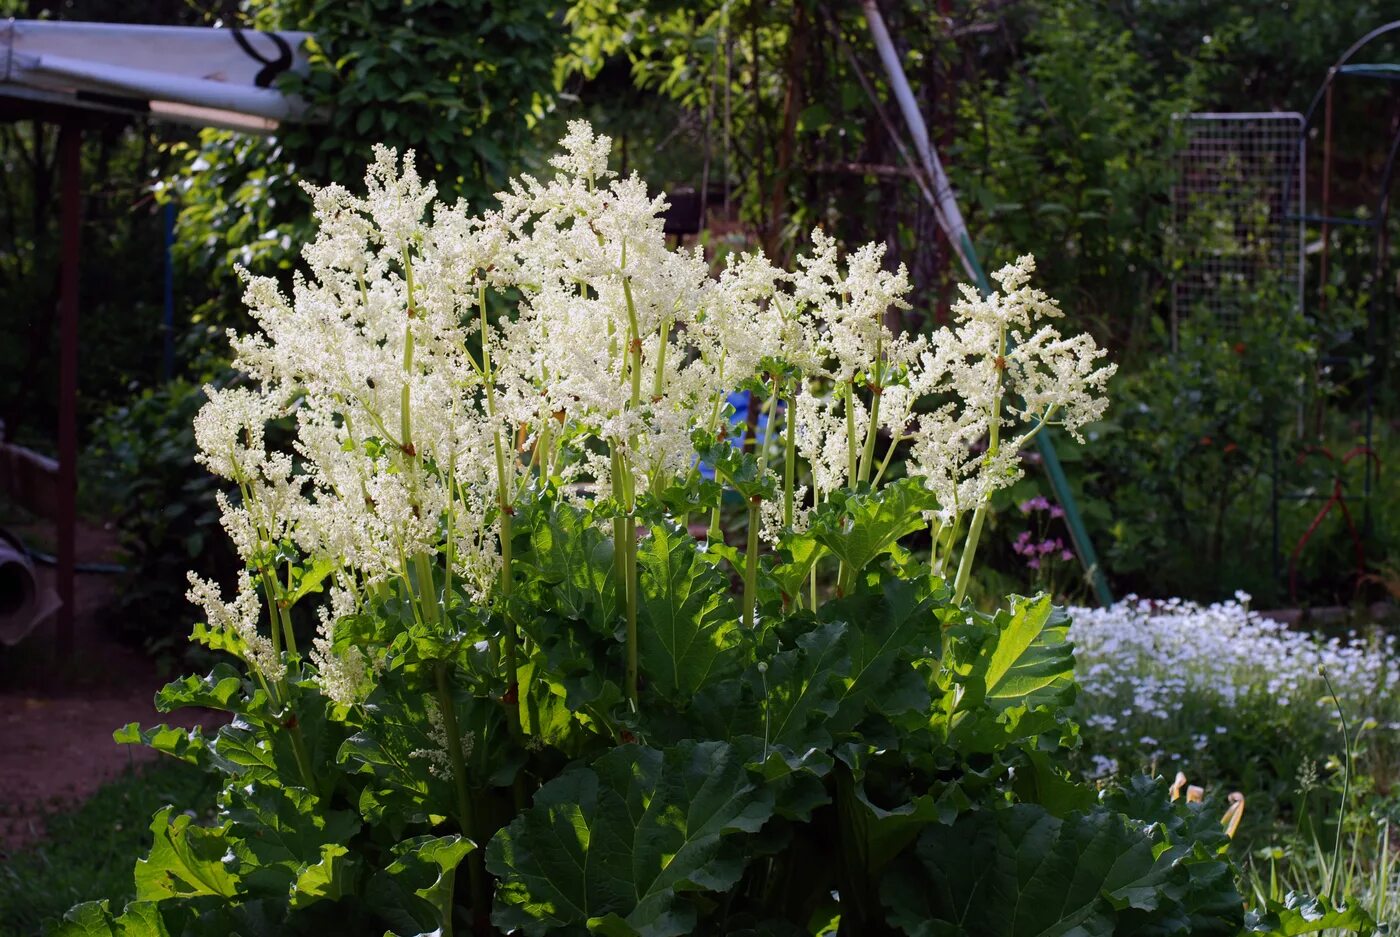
0 519 225 853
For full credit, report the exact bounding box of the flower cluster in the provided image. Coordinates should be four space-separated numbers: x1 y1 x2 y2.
186 120 1114 701
906 257 1116 524
1012 495 1073 569
1012 531 1074 568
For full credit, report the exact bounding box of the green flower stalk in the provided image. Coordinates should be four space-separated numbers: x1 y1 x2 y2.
952 323 1006 608
743 495 761 629
434 662 486 929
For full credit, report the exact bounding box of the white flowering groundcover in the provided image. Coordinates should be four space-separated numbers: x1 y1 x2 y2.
1070 595 1400 801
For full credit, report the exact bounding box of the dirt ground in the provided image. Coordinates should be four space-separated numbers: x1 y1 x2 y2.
0 520 224 853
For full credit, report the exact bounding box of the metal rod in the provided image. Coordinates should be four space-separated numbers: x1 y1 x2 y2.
1363 124 1400 515
57 121 81 657
859 0 974 277
1320 81 1333 316
1285 214 1378 228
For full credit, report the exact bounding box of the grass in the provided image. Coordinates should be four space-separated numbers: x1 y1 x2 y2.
0 758 219 937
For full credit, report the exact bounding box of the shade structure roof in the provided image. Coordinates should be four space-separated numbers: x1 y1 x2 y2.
0 19 317 652
0 18 313 132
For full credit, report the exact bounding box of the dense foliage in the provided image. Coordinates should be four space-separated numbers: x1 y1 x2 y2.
6 0 1395 616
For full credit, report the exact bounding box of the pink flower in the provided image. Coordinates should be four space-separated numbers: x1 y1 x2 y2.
1018 496 1051 514
1028 558 1041 570
1061 549 1074 561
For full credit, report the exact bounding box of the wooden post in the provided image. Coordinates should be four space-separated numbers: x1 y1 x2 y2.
56 121 81 656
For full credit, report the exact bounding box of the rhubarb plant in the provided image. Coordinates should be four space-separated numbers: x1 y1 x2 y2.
57 123 1261 937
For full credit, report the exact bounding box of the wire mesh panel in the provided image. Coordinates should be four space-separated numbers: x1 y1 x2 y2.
1170 113 1305 338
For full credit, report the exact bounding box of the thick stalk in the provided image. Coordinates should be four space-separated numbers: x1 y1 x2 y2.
495 460 520 724
624 512 639 707
782 381 799 611
255 568 284 659
857 390 881 485
277 602 298 658
401 254 415 451
652 316 671 401
609 445 640 710
286 719 318 794
928 519 945 582
610 447 629 586
857 357 882 484
616 256 644 711
622 273 643 410
783 381 798 531
413 553 440 627
870 432 903 489
951 504 987 606
613 510 629 591
844 380 859 487
952 328 1007 606
743 498 761 628
760 376 780 457
443 415 459 615
434 663 486 928
277 565 300 656
400 362 413 453
480 287 522 730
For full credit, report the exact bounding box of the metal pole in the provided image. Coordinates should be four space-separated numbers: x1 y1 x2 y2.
57 121 81 656
861 0 1114 606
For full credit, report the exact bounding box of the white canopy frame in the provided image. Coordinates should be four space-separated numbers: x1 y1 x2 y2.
0 20 316 652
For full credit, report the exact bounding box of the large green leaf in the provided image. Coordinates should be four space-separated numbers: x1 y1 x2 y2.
637 521 742 702
206 720 281 783
113 723 213 770
286 555 337 607
1244 894 1380 935
154 663 246 713
519 499 617 629
134 807 240 902
487 739 775 936
679 598 920 759
881 802 1241 937
51 900 120 937
337 692 456 829
757 619 849 751
366 835 475 937
49 900 170 937
691 432 777 502
982 596 1074 710
941 596 1076 753
519 638 622 750
819 578 934 733
808 479 933 580
770 532 826 607
222 783 361 905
